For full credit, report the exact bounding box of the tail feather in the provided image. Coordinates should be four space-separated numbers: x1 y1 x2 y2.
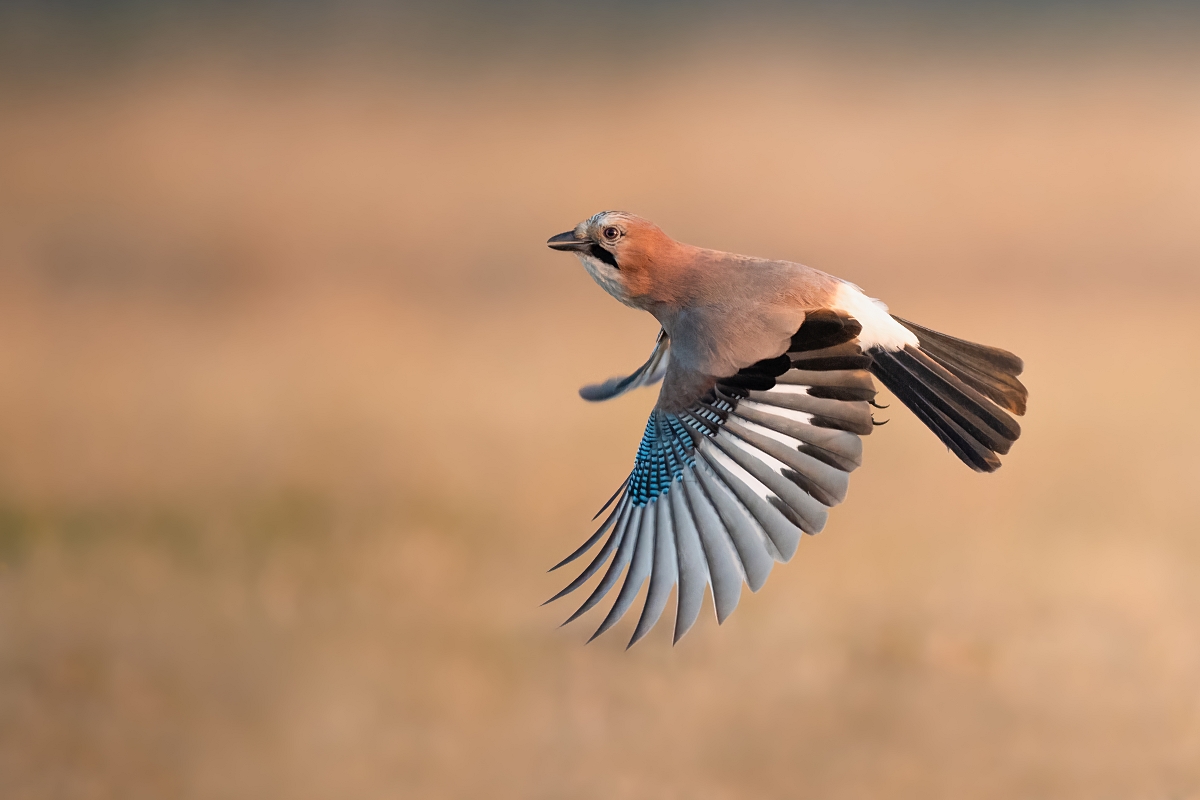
896 346 1020 448
870 350 1003 472
892 316 1028 415
868 321 1027 473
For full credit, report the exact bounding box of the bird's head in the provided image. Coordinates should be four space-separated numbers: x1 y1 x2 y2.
547 211 680 308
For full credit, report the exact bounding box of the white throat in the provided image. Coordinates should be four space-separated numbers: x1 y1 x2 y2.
576 251 637 309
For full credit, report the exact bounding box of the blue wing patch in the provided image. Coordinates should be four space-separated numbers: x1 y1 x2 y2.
628 411 694 505
547 310 876 647
627 404 733 505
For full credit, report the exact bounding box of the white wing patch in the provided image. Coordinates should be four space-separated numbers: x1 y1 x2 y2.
738 398 815 426
705 435 775 504
730 415 803 449
762 384 810 397
831 282 918 351
548 311 879 647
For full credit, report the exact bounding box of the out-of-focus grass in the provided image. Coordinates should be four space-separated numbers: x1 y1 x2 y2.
0 30 1199 800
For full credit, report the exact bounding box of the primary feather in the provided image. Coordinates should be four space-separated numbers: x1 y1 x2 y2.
546 212 1028 645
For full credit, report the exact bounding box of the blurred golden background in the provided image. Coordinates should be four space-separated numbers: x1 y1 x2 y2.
1 2 1199 798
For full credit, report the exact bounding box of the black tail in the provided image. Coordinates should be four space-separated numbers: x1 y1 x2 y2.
868 317 1027 472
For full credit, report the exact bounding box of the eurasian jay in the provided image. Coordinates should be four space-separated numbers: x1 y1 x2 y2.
545 211 1028 647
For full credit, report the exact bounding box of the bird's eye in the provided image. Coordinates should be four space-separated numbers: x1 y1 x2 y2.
602 226 621 241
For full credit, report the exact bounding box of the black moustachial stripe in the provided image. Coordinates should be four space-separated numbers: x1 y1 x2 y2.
588 243 620 269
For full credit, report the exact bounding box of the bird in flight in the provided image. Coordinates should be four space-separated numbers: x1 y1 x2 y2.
545 211 1028 647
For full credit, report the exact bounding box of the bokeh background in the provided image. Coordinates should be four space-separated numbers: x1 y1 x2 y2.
1 2 1199 798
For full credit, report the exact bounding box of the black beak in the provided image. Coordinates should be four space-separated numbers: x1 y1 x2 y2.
547 231 590 252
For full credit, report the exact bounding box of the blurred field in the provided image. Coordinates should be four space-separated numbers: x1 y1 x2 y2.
1 11 1200 799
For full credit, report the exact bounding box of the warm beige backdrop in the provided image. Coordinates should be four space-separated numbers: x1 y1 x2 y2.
1 16 1199 799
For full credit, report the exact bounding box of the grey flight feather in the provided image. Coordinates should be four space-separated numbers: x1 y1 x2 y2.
724 419 850 506
692 452 776 590
549 494 628 573
629 496 678 648
546 211 1028 646
744 390 875 436
560 505 639 625
701 438 807 557
589 503 656 643
579 329 670 402
544 499 630 604
670 481 709 642
682 476 743 625
733 402 864 472
548 349 886 643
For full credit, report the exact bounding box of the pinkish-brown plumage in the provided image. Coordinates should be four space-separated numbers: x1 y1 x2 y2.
554 212 841 405
545 211 1028 646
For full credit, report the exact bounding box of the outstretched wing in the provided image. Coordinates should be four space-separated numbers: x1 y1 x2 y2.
579 329 670 402
547 310 878 647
